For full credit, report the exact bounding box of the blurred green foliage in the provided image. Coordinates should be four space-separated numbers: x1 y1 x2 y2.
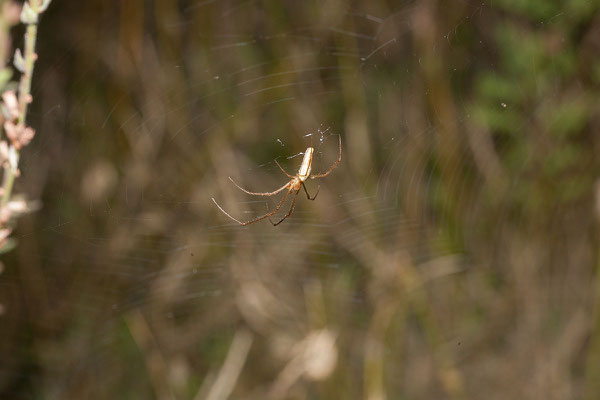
471 1 598 220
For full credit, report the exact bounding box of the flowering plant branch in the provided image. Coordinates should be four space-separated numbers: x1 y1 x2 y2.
0 0 51 253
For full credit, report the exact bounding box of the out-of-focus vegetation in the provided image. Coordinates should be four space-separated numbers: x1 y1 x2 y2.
1 0 600 399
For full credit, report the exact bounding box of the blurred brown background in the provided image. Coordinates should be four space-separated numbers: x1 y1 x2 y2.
1 0 600 399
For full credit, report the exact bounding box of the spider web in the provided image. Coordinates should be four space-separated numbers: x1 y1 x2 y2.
1 1 597 399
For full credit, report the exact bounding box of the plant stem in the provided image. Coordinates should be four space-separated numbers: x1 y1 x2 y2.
1 156 16 205
1 13 38 206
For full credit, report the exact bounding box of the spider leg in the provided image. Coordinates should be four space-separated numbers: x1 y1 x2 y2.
229 177 290 196
212 189 292 226
269 189 299 226
212 198 245 225
274 160 294 179
302 182 320 200
310 134 341 179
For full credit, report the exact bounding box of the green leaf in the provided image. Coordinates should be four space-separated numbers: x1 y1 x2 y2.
0 238 17 254
39 0 52 13
547 100 589 139
0 68 13 90
20 2 38 25
13 49 25 73
475 72 522 104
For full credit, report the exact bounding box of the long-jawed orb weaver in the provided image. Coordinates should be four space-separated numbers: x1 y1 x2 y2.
212 135 341 226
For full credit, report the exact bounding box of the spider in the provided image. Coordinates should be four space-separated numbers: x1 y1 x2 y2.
212 135 341 226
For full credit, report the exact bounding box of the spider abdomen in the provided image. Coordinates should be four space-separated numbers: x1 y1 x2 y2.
298 147 314 181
